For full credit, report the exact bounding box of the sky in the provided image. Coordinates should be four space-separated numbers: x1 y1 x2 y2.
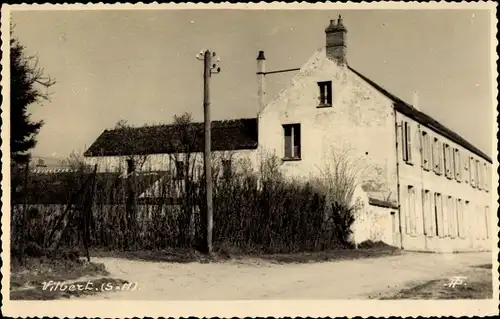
10 9 494 159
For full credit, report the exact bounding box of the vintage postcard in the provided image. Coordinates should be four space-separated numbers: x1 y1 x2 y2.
1 2 498 317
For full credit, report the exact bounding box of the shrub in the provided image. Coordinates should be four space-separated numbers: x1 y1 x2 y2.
12 151 361 254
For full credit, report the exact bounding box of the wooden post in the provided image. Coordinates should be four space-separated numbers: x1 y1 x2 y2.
126 158 137 248
83 164 98 262
203 50 213 255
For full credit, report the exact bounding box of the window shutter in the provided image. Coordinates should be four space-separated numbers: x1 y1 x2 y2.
409 187 416 235
406 123 412 162
464 157 469 184
293 125 301 158
476 160 481 189
485 206 490 239
433 193 439 237
484 163 489 191
433 139 439 172
423 190 433 236
449 147 454 179
426 135 432 169
454 150 461 181
284 126 292 158
402 122 408 162
442 196 449 237
456 199 462 238
326 82 333 105
443 144 449 177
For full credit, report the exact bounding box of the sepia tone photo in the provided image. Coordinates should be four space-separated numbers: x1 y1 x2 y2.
1 2 498 317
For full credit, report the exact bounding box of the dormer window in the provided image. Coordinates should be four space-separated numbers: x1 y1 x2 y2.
317 81 332 107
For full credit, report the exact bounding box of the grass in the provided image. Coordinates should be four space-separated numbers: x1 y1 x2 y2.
380 263 493 300
10 256 127 300
91 240 401 264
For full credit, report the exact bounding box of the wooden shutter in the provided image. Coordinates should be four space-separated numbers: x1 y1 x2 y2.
284 126 292 158
485 206 490 239
293 125 301 158
326 82 333 105
402 122 408 162
406 123 412 162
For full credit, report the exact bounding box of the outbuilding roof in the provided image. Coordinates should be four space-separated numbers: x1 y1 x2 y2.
84 118 258 157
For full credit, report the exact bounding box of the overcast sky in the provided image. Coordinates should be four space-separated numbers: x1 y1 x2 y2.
10 9 494 159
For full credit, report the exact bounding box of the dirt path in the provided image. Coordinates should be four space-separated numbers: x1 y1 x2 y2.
80 251 491 300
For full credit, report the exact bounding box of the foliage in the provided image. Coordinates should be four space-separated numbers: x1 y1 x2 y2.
11 115 362 255
11 153 359 254
10 30 55 165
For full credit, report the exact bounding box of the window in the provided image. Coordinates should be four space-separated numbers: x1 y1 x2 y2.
317 81 332 106
434 193 444 237
406 186 417 235
433 138 442 174
469 157 476 187
443 143 452 178
453 149 461 181
37 158 46 167
222 159 232 180
457 199 465 238
421 131 431 170
283 124 301 159
422 190 434 236
175 160 185 180
402 121 413 164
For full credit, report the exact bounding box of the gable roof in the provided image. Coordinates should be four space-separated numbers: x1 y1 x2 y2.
84 118 258 157
348 66 492 163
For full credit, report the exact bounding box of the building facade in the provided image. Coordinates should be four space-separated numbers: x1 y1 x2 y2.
84 17 494 252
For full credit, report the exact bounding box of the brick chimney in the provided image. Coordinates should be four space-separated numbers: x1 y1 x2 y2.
325 15 348 65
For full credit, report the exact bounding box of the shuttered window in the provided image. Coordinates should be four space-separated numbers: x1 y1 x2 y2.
470 157 476 187
283 124 301 159
406 186 417 235
421 131 432 170
454 149 461 181
434 193 444 237
402 121 413 164
422 190 434 236
433 138 442 174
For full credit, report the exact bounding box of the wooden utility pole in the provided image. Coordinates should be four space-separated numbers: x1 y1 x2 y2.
197 49 220 254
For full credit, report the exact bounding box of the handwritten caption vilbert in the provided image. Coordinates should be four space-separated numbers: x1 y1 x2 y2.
41 280 138 292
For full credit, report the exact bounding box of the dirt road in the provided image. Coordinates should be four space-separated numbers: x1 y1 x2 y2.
80 251 491 300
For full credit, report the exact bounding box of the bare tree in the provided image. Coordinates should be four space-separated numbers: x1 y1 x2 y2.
164 112 203 247
114 120 150 171
314 147 372 246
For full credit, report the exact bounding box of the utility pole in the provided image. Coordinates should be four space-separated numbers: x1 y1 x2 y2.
197 49 221 254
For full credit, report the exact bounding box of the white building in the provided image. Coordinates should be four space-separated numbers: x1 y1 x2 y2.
85 17 494 252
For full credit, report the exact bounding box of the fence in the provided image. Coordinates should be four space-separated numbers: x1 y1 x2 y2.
11 155 357 255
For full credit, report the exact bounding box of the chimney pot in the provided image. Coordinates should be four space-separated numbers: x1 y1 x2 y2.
257 50 266 60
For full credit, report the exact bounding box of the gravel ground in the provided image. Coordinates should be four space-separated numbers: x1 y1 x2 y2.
78 251 492 300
